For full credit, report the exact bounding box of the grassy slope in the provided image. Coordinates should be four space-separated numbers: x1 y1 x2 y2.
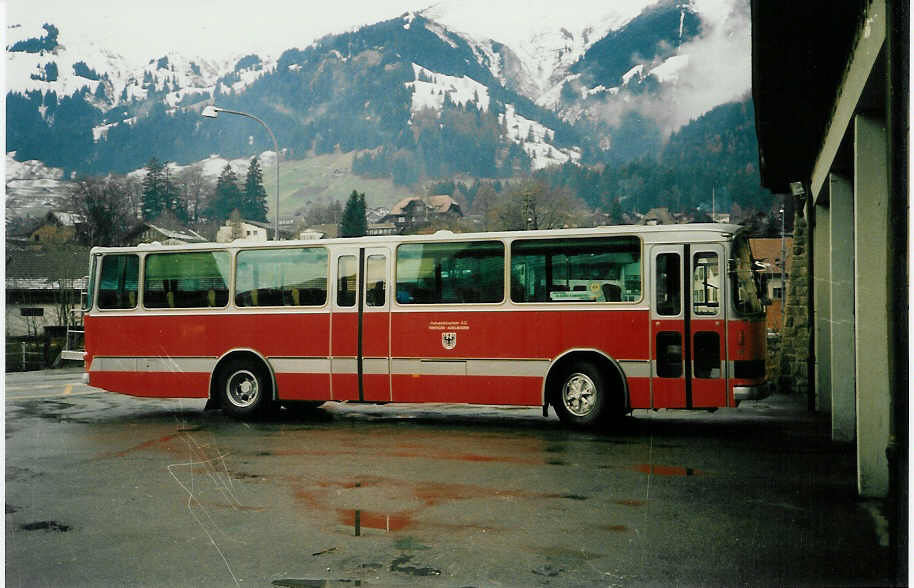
264 151 409 219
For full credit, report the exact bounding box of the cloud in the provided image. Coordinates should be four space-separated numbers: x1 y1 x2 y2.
582 0 752 136
661 0 752 127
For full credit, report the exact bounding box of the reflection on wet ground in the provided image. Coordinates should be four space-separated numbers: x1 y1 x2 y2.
630 463 704 476
5 389 896 587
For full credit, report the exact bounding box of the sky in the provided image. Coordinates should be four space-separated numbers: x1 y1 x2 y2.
4 0 656 67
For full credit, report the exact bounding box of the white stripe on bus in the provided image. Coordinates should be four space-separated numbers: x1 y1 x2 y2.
88 355 652 379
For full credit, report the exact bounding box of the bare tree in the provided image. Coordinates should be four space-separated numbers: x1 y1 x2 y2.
70 175 137 246
495 180 587 231
304 200 343 226
176 164 212 225
471 183 498 231
44 245 88 329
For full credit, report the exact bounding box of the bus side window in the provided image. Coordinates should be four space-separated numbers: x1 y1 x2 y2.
396 242 504 305
144 252 230 309
236 248 328 307
657 331 683 378
655 253 681 316
337 255 357 307
510 236 641 303
692 252 720 315
365 254 386 307
694 331 721 378
98 254 139 310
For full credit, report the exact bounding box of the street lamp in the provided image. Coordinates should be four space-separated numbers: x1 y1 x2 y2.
201 105 281 240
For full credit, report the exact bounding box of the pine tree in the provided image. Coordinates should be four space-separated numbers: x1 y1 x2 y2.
162 166 188 223
340 190 367 237
141 157 167 220
208 164 243 222
141 158 187 222
242 156 268 222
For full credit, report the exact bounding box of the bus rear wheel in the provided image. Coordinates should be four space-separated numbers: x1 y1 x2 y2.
218 358 272 418
552 360 608 428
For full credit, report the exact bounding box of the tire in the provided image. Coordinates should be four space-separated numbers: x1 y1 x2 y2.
217 358 272 418
552 360 610 428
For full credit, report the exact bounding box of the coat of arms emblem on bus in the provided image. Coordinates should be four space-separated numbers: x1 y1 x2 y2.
442 332 457 350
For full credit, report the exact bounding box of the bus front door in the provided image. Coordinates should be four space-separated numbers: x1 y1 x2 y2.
330 247 391 402
650 244 728 409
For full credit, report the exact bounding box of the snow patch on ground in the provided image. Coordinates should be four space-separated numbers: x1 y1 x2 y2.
500 104 580 170
407 63 490 113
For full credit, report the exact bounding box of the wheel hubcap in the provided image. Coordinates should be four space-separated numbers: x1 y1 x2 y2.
226 370 259 408
562 372 597 417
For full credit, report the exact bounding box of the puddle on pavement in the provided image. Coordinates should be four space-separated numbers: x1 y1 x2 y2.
603 524 632 532
338 509 412 535
294 475 585 536
20 520 71 532
614 498 647 507
389 554 441 577
632 464 704 476
93 432 182 460
272 579 361 587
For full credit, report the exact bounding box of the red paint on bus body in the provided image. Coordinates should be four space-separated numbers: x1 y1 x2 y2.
86 305 763 411
90 371 210 399
86 313 331 359
391 309 650 360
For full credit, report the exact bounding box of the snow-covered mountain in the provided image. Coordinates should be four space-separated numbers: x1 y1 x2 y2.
5 0 750 178
420 0 647 103
6 21 272 113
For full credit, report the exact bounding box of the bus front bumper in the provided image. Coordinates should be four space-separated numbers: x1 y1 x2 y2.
734 383 771 402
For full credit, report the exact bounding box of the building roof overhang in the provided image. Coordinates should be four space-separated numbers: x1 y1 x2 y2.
751 1 878 194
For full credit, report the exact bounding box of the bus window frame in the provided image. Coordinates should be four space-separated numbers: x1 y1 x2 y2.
142 249 232 310
507 235 644 305
96 253 141 311
234 245 330 309
393 239 507 307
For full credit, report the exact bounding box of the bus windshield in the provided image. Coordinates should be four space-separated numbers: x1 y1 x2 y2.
730 237 764 316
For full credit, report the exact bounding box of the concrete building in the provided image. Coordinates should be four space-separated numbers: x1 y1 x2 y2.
216 219 269 242
751 0 906 519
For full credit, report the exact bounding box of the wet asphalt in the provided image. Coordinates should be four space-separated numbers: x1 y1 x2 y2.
4 368 897 587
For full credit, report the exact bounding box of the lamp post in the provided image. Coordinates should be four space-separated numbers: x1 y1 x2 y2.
201 105 281 240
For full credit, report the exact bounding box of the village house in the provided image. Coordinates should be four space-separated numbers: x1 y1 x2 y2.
5 244 89 338
383 195 463 232
216 218 270 242
749 236 794 331
27 211 83 244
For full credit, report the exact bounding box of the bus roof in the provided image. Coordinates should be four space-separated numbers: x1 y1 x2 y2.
89 223 747 255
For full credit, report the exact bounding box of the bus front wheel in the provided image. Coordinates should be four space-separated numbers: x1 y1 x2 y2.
218 358 272 418
552 361 608 427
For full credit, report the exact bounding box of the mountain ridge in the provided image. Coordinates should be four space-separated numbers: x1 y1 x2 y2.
6 0 770 223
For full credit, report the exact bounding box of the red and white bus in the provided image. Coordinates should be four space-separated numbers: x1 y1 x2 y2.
80 224 768 427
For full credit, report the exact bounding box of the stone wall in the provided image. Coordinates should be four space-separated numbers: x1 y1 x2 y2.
775 210 810 394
